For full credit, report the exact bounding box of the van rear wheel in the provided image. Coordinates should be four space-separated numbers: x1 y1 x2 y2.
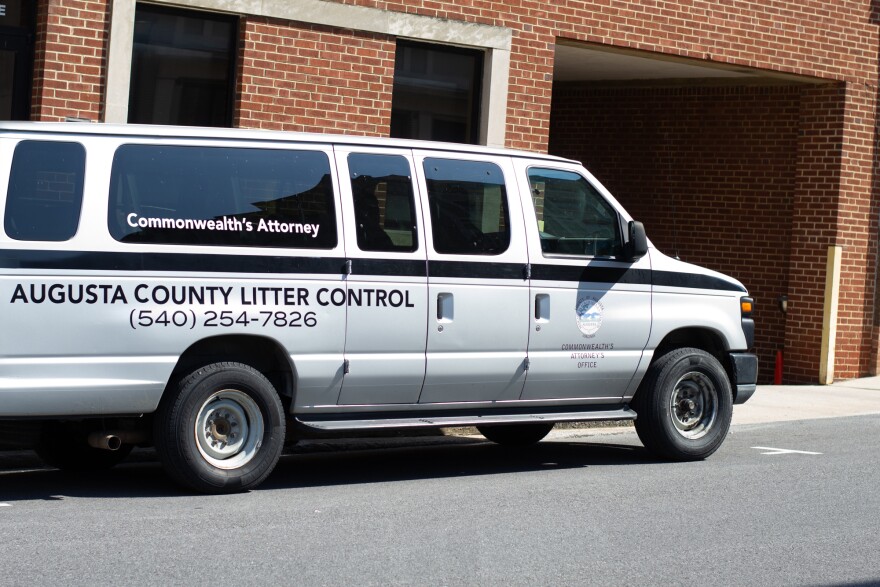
477 423 554 447
633 347 732 461
154 362 285 494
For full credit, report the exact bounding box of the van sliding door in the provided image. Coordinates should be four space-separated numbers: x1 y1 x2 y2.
415 152 530 404
334 147 429 405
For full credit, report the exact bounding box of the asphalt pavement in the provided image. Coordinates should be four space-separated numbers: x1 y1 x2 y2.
3 399 879 586
3 376 880 467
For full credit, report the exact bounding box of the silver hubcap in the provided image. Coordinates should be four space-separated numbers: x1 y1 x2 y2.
670 372 717 439
195 389 264 469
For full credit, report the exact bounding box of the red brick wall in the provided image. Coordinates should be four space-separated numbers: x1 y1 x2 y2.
783 84 880 383
821 84 878 380
330 1 879 153
31 0 109 121
783 85 845 382
550 81 880 383
548 83 802 383
232 3 880 383
235 18 396 134
26 0 878 155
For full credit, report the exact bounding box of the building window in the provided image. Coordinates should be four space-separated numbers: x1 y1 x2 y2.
391 41 483 145
0 0 37 121
128 4 236 127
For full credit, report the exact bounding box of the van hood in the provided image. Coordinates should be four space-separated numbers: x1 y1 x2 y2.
649 247 748 294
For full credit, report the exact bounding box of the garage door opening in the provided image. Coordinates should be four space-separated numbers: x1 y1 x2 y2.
548 41 822 384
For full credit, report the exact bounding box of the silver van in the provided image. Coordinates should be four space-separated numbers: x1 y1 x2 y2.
0 122 757 492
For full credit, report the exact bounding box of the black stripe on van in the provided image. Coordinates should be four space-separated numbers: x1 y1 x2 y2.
0 249 745 291
530 264 650 285
652 270 746 292
427 260 525 280
530 264 744 292
0 249 345 275
352 258 427 277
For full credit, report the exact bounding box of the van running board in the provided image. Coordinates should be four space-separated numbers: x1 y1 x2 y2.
294 406 637 431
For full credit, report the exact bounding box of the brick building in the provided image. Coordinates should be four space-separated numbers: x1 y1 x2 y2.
2 0 878 384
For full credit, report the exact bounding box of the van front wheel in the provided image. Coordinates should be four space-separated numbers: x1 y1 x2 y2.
154 362 285 494
633 348 732 461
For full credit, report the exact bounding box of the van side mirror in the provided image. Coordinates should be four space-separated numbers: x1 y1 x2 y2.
624 220 648 261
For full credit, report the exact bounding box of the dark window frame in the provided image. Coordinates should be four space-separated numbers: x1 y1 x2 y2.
0 0 38 121
128 3 239 127
391 40 484 145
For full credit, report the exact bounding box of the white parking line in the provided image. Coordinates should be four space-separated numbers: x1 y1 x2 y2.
0 503 11 507
752 446 822 455
0 468 50 476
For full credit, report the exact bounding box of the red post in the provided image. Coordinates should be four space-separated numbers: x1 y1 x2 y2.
774 350 783 385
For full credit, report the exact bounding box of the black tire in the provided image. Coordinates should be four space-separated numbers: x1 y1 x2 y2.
633 347 733 461
477 423 554 447
154 362 285 494
35 422 133 471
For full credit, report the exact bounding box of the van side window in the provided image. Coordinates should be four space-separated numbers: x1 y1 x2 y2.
4 141 86 242
348 153 417 252
108 145 337 249
528 168 621 258
423 158 510 255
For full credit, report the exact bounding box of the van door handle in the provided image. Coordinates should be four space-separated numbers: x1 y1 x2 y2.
437 292 454 322
535 293 550 322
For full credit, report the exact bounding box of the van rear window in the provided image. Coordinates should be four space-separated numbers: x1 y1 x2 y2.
108 144 337 249
423 158 510 255
348 153 418 252
4 140 86 242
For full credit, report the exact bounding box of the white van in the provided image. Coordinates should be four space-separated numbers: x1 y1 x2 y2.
0 122 757 492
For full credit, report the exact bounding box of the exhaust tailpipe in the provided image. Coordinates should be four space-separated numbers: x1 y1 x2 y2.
87 431 147 451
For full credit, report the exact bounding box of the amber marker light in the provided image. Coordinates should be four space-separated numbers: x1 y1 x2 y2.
741 297 754 317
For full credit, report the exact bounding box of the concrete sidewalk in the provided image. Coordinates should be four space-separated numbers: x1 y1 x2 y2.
732 376 880 426
547 376 880 441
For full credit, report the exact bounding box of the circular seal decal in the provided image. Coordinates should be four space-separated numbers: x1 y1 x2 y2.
576 297 604 337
